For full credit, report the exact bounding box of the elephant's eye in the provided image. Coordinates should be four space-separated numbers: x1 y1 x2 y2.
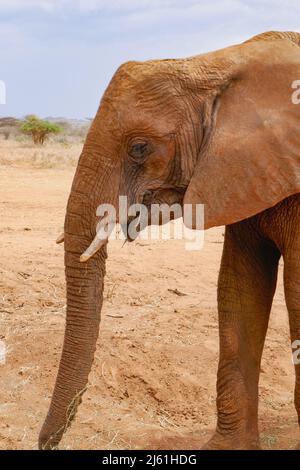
128 140 151 160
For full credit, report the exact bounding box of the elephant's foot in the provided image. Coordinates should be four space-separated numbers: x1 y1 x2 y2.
202 431 261 450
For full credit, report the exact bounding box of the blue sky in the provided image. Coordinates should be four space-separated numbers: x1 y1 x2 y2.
1 0 300 119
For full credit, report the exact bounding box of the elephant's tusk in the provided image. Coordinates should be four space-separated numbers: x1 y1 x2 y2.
80 214 113 262
80 235 108 262
56 232 64 244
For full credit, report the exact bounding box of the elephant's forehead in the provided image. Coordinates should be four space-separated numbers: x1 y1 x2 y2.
103 60 178 105
96 93 179 139
119 104 179 135
101 83 181 135
96 60 183 136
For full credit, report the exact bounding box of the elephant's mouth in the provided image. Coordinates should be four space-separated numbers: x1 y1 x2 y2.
141 187 185 207
123 187 186 242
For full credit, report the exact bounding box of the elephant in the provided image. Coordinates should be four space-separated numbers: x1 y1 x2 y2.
39 30 300 450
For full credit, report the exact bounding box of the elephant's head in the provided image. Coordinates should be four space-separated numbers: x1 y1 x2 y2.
39 31 300 449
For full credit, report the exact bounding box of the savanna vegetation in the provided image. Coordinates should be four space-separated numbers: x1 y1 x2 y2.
0 114 92 146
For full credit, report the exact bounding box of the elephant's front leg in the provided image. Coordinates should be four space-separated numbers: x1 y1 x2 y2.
204 222 280 450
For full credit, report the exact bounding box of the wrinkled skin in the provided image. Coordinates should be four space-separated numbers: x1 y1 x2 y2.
39 31 300 449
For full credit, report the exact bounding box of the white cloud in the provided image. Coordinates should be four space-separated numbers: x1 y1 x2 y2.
0 0 297 13
0 0 55 10
0 0 298 33
0 0 179 11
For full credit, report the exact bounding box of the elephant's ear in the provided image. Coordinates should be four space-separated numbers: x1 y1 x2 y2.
183 36 300 229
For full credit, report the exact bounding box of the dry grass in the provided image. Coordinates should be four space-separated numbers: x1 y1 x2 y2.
0 138 81 169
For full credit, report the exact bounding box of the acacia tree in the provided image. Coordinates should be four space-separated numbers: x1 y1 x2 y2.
20 115 62 145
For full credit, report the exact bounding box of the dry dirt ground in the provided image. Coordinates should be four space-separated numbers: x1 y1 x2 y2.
0 140 299 450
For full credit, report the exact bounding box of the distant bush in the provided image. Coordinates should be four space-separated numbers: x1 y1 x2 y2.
0 117 20 140
50 118 92 143
20 115 62 145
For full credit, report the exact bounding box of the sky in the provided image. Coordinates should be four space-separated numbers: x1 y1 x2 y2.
1 0 300 119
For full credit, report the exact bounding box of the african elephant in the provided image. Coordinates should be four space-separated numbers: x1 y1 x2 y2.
39 31 300 450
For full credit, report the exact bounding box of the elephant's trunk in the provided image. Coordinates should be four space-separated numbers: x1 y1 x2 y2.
39 134 118 449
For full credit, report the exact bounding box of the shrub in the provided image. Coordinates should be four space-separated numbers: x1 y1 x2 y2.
0 117 20 140
20 115 62 145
